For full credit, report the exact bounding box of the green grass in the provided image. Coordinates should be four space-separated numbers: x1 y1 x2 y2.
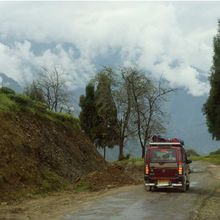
49 111 80 130
0 91 80 130
34 170 71 194
0 93 17 111
74 182 90 192
191 154 220 165
122 154 220 166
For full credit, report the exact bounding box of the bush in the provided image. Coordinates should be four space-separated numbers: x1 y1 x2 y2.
38 170 70 193
50 112 80 129
9 94 33 106
0 93 16 111
186 149 200 157
210 149 220 155
33 102 48 113
0 87 16 95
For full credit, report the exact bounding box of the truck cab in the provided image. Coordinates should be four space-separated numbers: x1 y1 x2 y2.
144 136 192 192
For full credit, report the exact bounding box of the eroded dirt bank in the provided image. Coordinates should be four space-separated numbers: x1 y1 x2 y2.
0 163 143 220
0 111 105 202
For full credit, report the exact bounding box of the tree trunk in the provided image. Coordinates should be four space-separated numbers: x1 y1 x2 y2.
103 146 106 160
141 146 145 158
118 141 124 161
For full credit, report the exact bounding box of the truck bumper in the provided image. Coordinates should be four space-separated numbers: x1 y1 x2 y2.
144 175 184 188
144 182 182 187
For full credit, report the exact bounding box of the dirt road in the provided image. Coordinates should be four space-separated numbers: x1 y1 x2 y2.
64 162 220 220
1 161 219 220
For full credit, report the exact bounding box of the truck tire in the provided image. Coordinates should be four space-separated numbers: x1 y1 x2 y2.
181 176 187 192
145 186 154 192
149 186 154 191
186 181 190 190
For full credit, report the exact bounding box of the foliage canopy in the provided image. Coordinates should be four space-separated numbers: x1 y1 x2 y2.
204 20 220 140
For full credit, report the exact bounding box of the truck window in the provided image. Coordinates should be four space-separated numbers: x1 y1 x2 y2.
150 148 177 162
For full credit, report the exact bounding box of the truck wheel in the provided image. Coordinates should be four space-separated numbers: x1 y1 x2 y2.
186 182 190 190
144 185 151 192
181 177 187 192
145 186 154 192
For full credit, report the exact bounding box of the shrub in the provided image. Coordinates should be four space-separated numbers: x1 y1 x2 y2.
51 112 80 129
0 93 16 111
39 170 70 193
9 94 33 106
0 87 16 95
186 149 200 157
33 102 48 113
210 149 220 155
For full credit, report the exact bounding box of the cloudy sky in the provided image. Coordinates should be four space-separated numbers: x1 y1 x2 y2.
0 1 219 95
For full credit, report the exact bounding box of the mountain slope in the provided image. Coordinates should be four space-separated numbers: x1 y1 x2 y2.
0 72 23 93
166 89 220 154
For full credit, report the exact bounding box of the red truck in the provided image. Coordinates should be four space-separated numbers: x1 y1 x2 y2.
144 136 192 192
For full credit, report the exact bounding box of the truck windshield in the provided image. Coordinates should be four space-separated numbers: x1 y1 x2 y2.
150 148 177 162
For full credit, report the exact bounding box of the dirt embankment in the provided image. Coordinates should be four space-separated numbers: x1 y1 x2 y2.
0 162 143 220
0 111 105 202
75 162 143 191
0 108 144 219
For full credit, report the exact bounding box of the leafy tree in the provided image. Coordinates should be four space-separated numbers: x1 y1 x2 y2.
204 20 220 139
79 83 98 142
80 67 174 160
94 70 118 159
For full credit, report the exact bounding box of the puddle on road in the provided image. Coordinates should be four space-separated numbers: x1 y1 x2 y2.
191 168 206 173
208 164 217 168
190 181 199 187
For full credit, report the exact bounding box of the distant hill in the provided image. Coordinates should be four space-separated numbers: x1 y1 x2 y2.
166 89 220 155
0 72 23 93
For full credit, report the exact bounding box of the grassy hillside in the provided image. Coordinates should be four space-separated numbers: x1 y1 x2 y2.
0 88 105 202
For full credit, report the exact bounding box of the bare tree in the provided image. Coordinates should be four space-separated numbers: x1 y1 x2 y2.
124 68 176 158
24 80 45 103
110 68 137 160
36 65 71 112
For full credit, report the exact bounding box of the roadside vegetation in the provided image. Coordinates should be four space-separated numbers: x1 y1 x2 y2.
80 67 175 160
0 87 80 130
116 157 144 166
204 21 220 142
191 149 220 165
0 65 176 162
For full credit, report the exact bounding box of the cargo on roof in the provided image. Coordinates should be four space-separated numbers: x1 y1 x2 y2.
150 135 184 146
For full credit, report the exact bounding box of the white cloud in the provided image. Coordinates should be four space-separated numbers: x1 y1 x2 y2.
0 2 218 95
0 41 96 90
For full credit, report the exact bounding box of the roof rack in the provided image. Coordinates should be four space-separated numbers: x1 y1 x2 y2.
149 142 183 146
150 135 184 146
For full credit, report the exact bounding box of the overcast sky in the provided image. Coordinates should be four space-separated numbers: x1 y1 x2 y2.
0 1 219 95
